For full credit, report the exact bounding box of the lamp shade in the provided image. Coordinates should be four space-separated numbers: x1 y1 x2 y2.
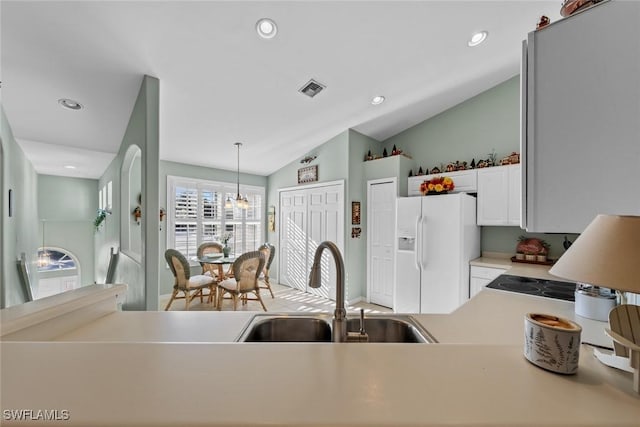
549 215 640 294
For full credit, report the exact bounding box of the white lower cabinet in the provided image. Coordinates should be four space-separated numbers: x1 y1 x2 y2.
470 265 507 298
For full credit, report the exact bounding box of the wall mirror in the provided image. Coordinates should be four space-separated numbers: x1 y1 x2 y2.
121 145 142 263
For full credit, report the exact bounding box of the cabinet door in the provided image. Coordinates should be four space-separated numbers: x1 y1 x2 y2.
470 277 491 299
507 165 521 226
477 167 508 225
523 1 640 233
469 266 506 298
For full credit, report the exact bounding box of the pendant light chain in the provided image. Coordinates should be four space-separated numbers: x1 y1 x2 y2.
236 142 241 200
225 141 247 210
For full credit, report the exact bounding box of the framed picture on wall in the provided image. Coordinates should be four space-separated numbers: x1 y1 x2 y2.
352 201 361 225
298 165 318 184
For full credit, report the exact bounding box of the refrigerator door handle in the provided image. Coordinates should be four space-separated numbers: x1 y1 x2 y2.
421 216 428 267
415 215 422 270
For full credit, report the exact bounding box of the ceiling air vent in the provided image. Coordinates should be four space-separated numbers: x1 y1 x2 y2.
299 79 326 98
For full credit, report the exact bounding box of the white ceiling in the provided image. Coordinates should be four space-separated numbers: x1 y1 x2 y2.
1 1 561 179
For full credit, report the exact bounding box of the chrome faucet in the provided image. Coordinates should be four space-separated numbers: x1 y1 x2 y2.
309 241 347 342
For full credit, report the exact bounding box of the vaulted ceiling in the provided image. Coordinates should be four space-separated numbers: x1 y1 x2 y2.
1 1 560 178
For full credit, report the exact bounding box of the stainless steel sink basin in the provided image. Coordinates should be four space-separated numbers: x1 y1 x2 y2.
345 317 434 343
237 314 436 343
240 316 332 342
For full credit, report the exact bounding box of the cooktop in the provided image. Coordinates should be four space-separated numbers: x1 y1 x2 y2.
485 274 576 302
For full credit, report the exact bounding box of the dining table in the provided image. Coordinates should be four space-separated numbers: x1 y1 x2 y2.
197 255 235 281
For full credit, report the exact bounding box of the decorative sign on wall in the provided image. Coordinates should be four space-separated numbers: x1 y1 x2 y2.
352 201 361 225
351 227 362 239
298 165 318 184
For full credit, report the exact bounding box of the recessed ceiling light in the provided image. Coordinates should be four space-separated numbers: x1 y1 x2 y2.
64 165 76 169
256 18 277 39
468 31 488 47
371 96 385 105
58 98 83 110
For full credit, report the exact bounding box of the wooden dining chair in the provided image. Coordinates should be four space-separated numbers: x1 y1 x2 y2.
164 249 216 310
217 251 266 311
197 242 224 279
258 243 276 298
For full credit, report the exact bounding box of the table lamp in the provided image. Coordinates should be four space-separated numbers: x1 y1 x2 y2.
549 214 640 393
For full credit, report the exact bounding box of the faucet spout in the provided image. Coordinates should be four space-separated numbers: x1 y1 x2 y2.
309 241 346 342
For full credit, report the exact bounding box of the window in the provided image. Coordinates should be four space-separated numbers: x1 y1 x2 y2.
168 176 265 260
36 247 80 299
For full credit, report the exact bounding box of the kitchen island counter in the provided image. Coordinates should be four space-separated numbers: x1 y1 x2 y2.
2 289 639 426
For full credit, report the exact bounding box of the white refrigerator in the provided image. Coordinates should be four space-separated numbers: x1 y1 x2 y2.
394 193 480 314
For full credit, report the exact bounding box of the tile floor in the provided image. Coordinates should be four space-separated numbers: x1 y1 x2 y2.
160 282 392 314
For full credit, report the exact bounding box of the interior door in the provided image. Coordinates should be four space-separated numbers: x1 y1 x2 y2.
279 190 307 291
279 182 344 298
367 180 396 308
307 185 342 300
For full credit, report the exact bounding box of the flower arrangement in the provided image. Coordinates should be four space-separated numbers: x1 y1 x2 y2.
220 231 233 246
420 176 455 195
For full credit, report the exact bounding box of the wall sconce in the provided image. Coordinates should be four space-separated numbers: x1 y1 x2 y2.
159 208 166 231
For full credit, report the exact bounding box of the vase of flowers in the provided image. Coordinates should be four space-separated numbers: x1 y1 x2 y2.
221 232 233 257
420 176 455 196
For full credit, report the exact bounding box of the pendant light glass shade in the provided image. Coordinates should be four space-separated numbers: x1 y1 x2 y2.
224 195 233 209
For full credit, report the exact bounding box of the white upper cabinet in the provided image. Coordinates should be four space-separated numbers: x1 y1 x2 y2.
408 169 477 197
477 164 520 226
521 0 640 233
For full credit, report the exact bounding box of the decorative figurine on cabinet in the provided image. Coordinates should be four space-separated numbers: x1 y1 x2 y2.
536 15 550 30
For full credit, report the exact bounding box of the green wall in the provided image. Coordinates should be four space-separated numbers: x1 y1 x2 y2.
382 75 576 255
383 76 521 173
38 174 98 287
346 130 381 301
95 75 160 310
266 130 385 303
158 160 267 296
1 107 40 308
266 130 349 283
481 227 579 260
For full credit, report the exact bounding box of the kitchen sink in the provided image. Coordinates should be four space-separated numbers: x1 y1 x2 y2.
236 314 436 343
240 316 332 342
345 317 434 343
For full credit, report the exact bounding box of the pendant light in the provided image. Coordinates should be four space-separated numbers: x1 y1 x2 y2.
225 142 248 210
38 220 50 268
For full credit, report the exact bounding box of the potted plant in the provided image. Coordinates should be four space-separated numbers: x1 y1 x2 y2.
94 208 111 232
220 232 233 257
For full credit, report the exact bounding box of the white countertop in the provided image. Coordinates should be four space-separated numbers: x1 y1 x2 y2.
470 254 569 281
53 311 254 343
1 287 639 426
2 341 638 427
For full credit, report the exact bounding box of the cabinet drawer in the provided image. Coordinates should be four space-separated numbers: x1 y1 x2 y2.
470 266 506 281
